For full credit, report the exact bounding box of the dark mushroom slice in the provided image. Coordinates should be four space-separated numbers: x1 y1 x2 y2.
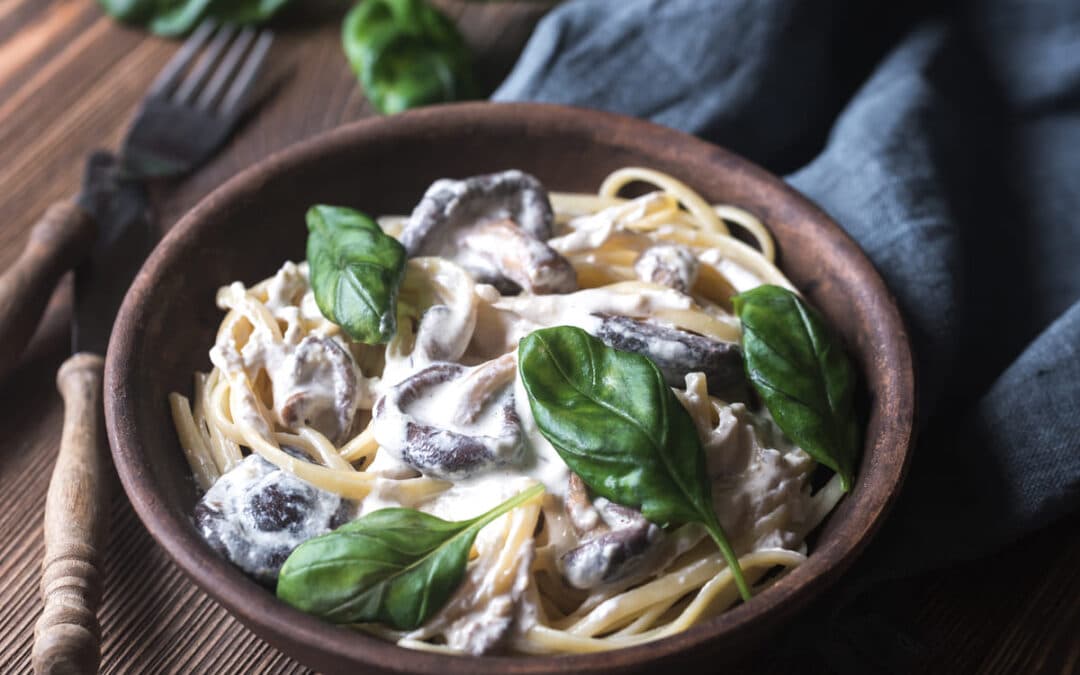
561 522 664 590
412 304 473 364
402 170 555 253
565 472 608 536
454 219 577 295
372 362 523 480
559 473 665 590
634 244 700 293
274 335 360 444
447 600 517 655
401 171 576 295
453 352 517 422
418 540 536 655
408 261 478 366
593 313 749 402
194 453 355 586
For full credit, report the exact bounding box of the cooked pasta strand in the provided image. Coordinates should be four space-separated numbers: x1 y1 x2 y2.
169 393 219 490
599 167 730 236
169 166 846 657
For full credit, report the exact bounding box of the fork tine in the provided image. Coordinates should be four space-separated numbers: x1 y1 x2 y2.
195 27 257 111
220 30 274 116
148 20 217 98
174 24 237 105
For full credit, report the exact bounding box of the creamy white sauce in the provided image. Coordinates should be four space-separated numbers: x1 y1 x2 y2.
408 473 534 522
201 204 819 653
634 244 700 292
211 263 373 443
699 248 763 292
371 363 522 481
195 454 350 584
512 374 572 497
367 269 814 566
548 192 669 255
214 258 812 561
485 284 694 353
678 373 815 554
403 512 537 654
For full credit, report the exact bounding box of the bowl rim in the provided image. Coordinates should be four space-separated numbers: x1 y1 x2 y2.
104 101 915 673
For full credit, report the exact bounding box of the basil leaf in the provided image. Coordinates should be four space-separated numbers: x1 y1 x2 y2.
306 205 407 344
97 0 292 37
343 0 476 114
277 483 544 629
211 0 292 25
733 285 860 491
96 0 174 24
518 326 751 601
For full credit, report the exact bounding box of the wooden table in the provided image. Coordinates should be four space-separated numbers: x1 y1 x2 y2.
0 1 1077 672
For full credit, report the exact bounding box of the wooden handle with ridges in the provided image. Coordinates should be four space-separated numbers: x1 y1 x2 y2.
33 353 110 675
0 202 95 382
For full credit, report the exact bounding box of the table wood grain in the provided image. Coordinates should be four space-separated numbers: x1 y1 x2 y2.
0 1 1077 673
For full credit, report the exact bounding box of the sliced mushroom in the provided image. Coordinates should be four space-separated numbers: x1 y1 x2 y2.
403 170 554 252
272 335 360 444
372 360 523 480
453 352 517 422
194 453 355 586
634 244 700 293
454 219 577 294
565 472 606 536
561 522 663 590
593 314 748 402
398 257 478 374
401 171 576 295
408 538 536 655
413 304 473 364
559 473 665 590
445 596 517 655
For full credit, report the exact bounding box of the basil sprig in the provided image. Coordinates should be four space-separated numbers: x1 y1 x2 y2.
306 205 407 344
97 0 292 37
277 483 544 629
733 285 860 491
518 326 752 601
343 0 476 115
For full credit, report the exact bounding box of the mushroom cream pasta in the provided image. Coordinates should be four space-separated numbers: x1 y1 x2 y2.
170 167 854 656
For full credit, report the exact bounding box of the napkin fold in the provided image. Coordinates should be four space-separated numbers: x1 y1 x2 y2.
495 0 1080 666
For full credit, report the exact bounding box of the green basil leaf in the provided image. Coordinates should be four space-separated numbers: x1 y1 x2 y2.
210 0 292 25
277 483 544 629
732 285 860 491
96 0 163 23
306 205 407 344
518 326 751 601
97 0 291 37
343 0 476 114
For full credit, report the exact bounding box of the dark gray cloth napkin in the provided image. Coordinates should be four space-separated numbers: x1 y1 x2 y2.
494 0 1080 667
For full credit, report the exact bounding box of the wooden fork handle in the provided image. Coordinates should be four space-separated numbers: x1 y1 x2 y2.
33 354 111 675
0 202 95 382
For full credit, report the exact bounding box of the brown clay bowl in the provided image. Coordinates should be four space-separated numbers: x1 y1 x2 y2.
104 102 915 674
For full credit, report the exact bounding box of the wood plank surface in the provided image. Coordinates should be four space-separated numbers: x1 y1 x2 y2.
0 1 1076 673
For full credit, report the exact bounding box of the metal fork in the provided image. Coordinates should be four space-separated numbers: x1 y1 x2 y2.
0 22 275 384
26 22 276 675
123 21 275 178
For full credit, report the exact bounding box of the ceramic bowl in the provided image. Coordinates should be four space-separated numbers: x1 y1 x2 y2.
105 102 915 674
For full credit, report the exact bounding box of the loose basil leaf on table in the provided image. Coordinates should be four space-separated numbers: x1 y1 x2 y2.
343 0 476 115
518 326 752 601
97 0 292 37
212 0 294 25
277 483 544 629
732 284 860 491
306 205 407 344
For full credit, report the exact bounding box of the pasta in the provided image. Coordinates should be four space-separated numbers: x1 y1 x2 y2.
170 167 846 656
